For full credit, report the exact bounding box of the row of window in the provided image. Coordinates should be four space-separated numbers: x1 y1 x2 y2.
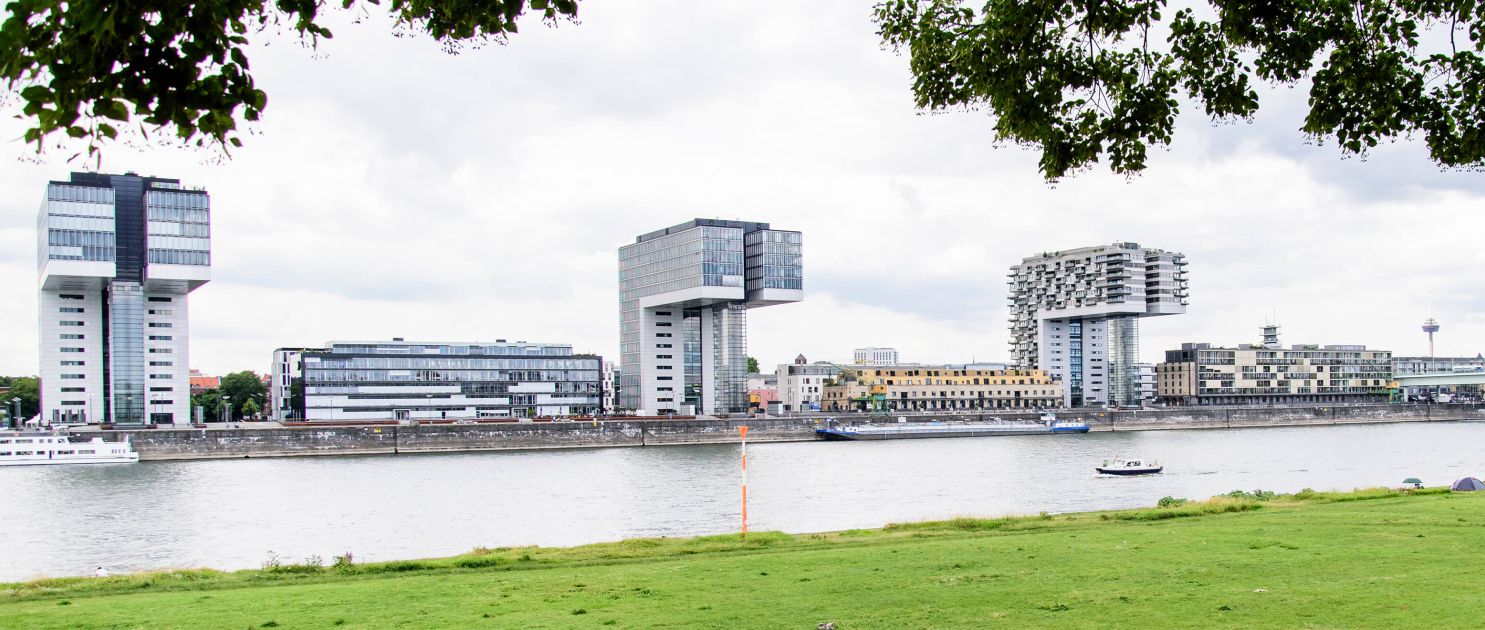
148 249 210 266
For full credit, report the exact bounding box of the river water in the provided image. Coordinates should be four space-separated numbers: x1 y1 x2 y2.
4 421 1483 581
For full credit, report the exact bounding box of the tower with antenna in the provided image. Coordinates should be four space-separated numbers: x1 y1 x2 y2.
1422 317 1440 357
1261 322 1282 349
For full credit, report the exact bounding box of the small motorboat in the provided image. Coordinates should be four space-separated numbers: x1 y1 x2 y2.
1096 458 1162 476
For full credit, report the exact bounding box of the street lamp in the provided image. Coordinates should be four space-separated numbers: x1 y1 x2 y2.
11 397 21 429
221 395 231 424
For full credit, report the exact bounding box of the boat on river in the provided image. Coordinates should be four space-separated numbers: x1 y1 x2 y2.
1095 458 1162 475
0 430 139 466
816 417 1090 441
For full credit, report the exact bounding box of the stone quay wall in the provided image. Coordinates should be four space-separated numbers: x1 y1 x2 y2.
107 404 1485 461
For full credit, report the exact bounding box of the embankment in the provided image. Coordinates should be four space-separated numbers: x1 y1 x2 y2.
103 403 1485 461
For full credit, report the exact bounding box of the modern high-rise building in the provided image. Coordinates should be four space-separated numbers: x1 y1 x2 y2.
37 172 211 425
1008 242 1187 408
618 219 803 415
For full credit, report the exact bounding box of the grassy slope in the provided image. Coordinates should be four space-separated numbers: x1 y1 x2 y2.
3 490 1484 629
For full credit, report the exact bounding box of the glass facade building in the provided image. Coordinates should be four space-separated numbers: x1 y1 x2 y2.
297 340 602 421
37 172 211 425
619 219 802 415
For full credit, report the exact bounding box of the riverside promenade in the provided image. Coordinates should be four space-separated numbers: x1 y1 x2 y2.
78 403 1485 461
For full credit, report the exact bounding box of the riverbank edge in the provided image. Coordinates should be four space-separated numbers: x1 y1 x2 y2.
101 403 1485 461
1 486 1463 602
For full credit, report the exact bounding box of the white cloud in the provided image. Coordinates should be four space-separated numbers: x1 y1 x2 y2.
1 0 1481 379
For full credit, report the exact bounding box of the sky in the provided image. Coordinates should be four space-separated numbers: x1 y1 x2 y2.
1 1 1481 377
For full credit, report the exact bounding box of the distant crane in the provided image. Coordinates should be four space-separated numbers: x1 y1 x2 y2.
1422 318 1440 357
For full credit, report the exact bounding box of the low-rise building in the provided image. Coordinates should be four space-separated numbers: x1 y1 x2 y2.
296 339 602 421
776 355 840 412
821 366 1061 412
188 370 219 395
853 347 900 366
1157 326 1391 406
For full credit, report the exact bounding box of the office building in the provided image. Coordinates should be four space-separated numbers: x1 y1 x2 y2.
822 366 1061 412
618 219 802 415
37 172 211 425
601 360 620 415
853 347 900 366
1157 325 1392 405
1138 363 1157 403
295 339 601 421
1008 242 1187 407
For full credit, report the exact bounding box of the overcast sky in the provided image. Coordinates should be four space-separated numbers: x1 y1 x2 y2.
1 1 1481 377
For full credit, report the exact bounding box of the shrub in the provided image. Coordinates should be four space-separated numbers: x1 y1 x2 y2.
1157 496 1188 508
1222 489 1277 501
331 553 355 570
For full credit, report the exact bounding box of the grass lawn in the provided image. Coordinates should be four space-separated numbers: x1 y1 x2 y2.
4 488 1483 628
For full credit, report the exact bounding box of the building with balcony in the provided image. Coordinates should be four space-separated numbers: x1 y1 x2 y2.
294 339 602 421
852 347 900 366
618 219 802 415
776 355 839 412
1156 325 1392 406
1008 242 1188 407
821 366 1061 412
37 172 211 425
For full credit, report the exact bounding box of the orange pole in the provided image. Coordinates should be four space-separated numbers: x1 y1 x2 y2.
739 426 749 537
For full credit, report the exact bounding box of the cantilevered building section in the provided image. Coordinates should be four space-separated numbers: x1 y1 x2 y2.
619 219 803 415
1008 242 1187 408
37 172 211 425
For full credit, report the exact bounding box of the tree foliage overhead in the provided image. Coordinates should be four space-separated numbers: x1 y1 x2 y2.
875 0 1485 180
0 0 580 159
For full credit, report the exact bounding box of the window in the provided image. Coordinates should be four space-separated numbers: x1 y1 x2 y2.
655 311 672 316
148 348 173 354
60 334 84 340
59 306 84 313
61 347 85 353
149 374 172 380
657 343 672 349
148 309 174 315
657 387 673 391
657 365 673 370
59 320 84 326
149 335 173 341
60 360 85 366
60 400 86 406
149 361 174 367
658 376 673 381
656 354 673 359
148 322 173 328
60 387 85 393
656 322 672 327
150 387 173 392
61 373 85 379
59 294 84 300
656 333 672 338
148 296 173 303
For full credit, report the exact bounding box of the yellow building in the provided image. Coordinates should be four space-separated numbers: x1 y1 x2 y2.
821 366 1061 412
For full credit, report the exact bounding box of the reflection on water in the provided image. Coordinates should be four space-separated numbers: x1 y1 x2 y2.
3 422 1482 580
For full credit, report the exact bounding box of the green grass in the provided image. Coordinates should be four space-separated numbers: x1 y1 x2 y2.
3 487 1482 628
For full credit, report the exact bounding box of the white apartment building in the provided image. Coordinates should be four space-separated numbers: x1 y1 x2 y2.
1008 242 1188 407
852 347 900 366
776 355 839 412
37 172 210 425
268 348 312 420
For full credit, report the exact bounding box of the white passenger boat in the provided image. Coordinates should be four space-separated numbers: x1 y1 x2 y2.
0 430 139 466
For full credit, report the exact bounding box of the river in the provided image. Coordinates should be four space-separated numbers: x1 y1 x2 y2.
3 421 1482 581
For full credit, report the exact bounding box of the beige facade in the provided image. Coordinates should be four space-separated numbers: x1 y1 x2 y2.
1158 342 1391 406
821 366 1061 412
